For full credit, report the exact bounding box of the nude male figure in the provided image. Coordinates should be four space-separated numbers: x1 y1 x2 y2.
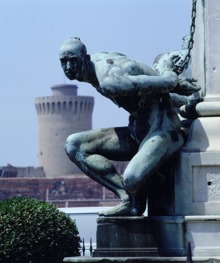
59 37 199 216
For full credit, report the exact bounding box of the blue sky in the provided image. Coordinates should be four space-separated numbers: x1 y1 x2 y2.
0 0 190 166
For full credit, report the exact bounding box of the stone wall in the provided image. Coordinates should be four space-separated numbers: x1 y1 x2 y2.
0 175 119 208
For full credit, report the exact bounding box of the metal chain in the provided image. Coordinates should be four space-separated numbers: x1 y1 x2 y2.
173 0 197 74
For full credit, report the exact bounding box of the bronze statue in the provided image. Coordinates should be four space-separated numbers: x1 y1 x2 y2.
59 37 199 216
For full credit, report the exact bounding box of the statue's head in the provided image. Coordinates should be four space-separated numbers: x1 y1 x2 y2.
59 37 90 81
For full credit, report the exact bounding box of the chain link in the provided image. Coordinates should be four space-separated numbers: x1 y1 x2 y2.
173 0 197 74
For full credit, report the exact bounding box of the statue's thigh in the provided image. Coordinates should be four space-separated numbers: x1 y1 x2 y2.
78 127 138 160
124 133 170 176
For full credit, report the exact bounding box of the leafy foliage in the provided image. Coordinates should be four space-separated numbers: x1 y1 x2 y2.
0 196 80 263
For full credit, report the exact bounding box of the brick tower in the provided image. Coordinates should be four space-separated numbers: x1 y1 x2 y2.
35 84 94 177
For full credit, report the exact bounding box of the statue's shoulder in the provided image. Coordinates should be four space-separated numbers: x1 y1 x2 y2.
108 51 127 57
91 52 108 60
91 51 127 61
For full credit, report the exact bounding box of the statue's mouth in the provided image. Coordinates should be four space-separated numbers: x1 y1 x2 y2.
65 70 74 79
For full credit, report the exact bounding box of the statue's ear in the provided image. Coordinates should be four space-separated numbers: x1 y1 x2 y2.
86 54 91 62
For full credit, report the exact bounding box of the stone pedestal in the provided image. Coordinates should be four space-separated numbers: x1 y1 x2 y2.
93 216 220 258
64 216 220 262
93 217 185 257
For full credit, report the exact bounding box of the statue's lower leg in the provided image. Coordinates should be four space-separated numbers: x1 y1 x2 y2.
68 152 147 216
98 172 147 217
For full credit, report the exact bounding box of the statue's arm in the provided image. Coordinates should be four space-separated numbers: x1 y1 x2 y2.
128 71 178 95
170 93 190 108
99 71 178 97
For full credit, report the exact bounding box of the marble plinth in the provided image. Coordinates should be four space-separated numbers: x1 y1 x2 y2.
93 216 185 257
64 215 220 262
93 216 220 258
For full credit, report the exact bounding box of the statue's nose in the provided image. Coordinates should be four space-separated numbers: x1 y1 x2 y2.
66 61 71 69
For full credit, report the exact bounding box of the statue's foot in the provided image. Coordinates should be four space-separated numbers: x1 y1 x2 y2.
98 200 131 216
98 194 146 217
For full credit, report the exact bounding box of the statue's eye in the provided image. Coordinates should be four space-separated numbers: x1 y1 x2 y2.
60 58 67 64
69 57 78 63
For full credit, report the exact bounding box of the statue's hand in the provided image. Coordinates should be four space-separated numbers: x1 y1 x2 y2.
172 53 186 68
173 78 201 96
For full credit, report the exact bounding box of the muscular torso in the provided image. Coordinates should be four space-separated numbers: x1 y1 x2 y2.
91 52 158 112
91 52 181 140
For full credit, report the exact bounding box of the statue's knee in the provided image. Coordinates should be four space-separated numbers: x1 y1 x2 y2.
65 133 81 161
123 171 139 194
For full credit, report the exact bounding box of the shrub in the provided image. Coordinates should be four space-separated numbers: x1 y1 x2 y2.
0 196 81 263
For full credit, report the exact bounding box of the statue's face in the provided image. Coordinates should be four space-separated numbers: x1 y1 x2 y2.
59 44 85 80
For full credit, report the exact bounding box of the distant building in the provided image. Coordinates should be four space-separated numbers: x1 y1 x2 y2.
35 84 94 177
0 165 44 178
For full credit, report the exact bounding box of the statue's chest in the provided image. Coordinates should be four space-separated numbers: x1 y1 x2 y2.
112 94 158 114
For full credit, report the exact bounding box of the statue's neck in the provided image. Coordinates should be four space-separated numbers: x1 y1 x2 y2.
83 61 99 87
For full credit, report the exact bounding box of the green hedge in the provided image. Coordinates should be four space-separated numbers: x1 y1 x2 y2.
0 196 81 263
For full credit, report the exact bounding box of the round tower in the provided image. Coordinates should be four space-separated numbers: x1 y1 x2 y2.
35 84 94 177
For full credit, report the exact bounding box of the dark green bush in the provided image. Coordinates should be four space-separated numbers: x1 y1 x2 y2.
0 196 81 263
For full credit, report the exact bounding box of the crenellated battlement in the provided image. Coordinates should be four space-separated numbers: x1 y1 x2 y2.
35 96 94 115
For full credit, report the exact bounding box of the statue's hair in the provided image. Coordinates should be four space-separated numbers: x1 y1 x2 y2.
72 37 81 41
60 37 87 54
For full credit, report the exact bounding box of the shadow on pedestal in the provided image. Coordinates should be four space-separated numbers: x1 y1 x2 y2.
93 216 186 257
